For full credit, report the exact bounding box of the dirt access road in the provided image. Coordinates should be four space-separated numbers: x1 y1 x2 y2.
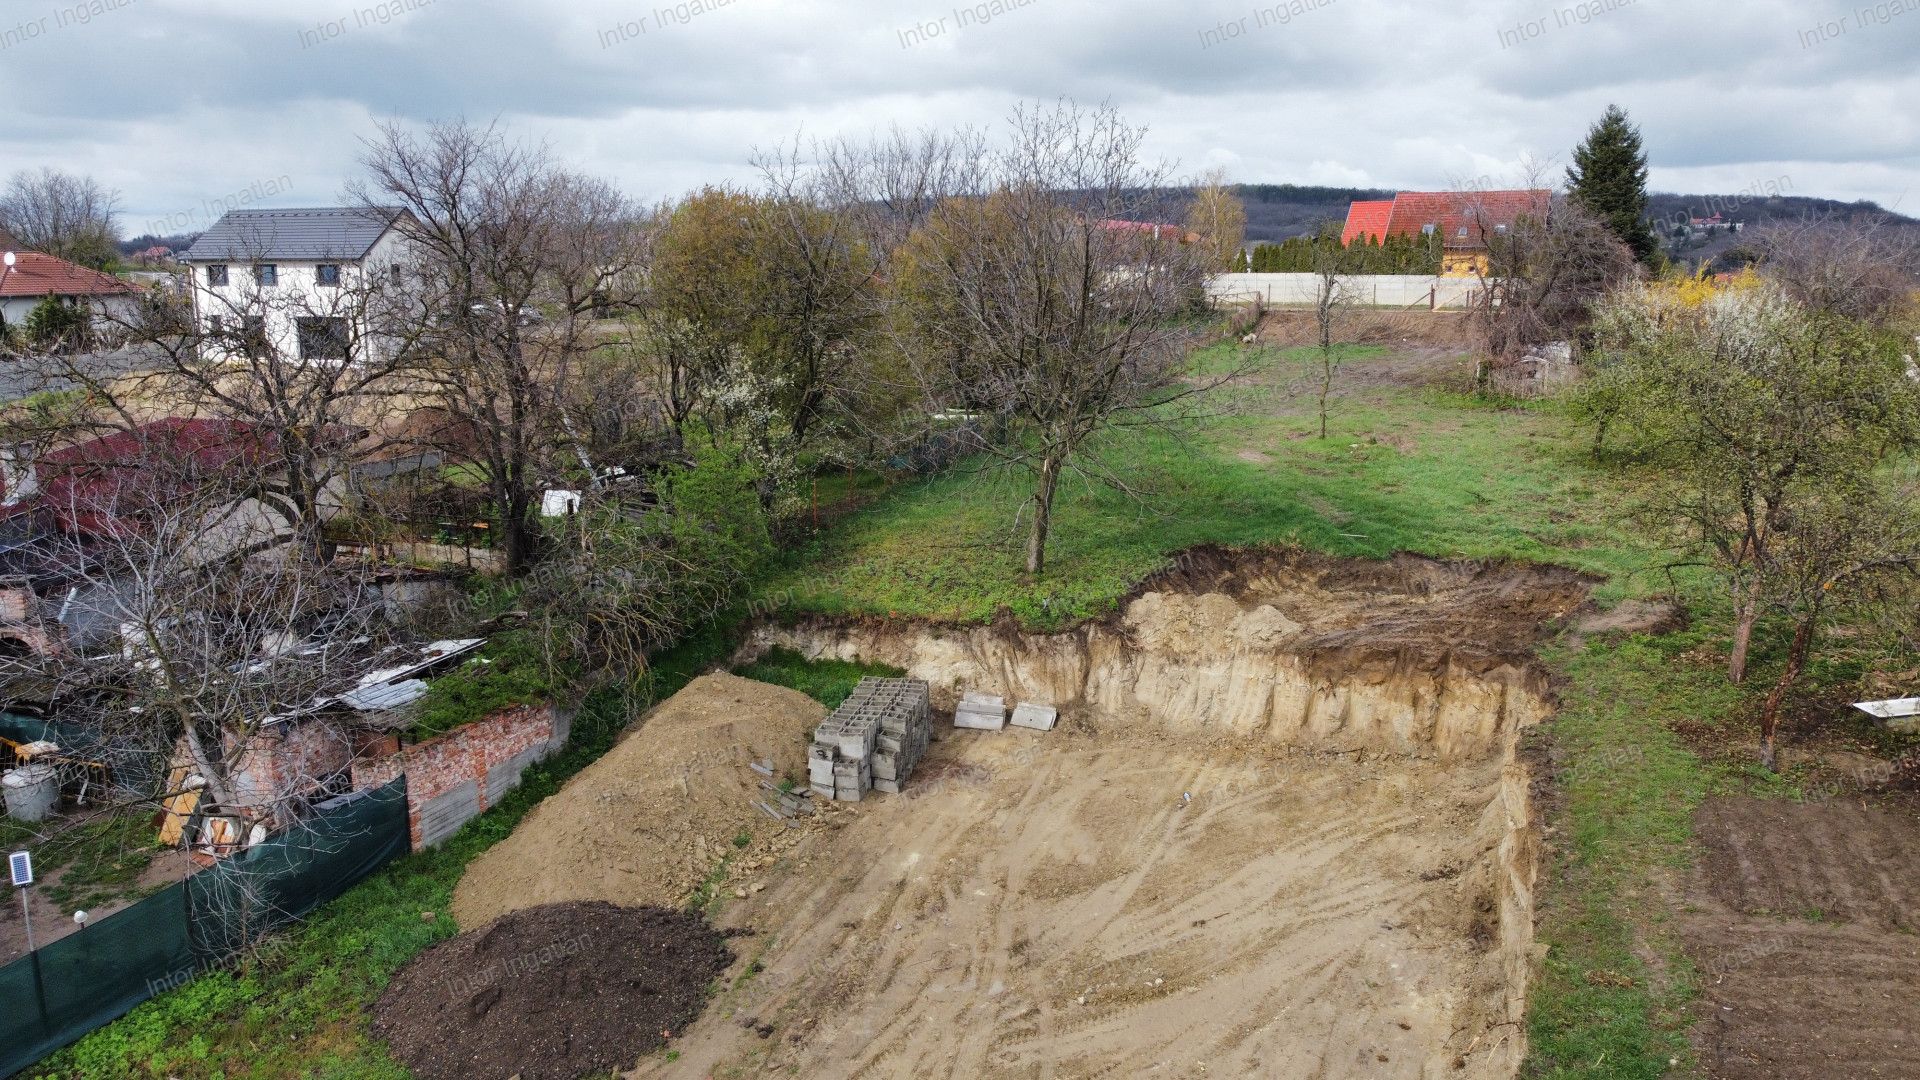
638 726 1522 1080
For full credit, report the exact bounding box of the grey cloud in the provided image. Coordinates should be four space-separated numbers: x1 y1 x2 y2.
0 0 1912 224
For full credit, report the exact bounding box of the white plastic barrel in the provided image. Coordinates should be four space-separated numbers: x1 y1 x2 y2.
2 764 59 823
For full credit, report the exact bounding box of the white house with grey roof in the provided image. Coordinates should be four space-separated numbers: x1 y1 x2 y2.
178 206 418 364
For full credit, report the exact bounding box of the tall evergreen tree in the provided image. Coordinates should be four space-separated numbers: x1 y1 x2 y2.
1567 104 1658 265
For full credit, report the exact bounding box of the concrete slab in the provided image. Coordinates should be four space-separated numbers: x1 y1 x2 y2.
954 706 1006 731
1011 703 1058 731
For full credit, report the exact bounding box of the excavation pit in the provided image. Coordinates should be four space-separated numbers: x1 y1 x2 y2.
462 548 1588 1078
655 730 1540 1078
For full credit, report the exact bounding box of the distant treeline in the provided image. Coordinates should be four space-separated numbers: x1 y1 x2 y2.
1237 230 1442 274
1234 183 1394 206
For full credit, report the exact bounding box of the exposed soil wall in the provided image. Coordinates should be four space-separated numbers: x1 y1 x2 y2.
745 548 1588 762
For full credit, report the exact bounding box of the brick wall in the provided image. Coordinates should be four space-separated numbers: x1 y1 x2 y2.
0 583 62 658
230 719 356 826
351 704 569 850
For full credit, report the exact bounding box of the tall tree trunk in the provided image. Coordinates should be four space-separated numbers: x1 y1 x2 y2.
1757 613 1817 771
498 483 539 575
1319 345 1333 440
1025 452 1062 577
1729 586 1759 684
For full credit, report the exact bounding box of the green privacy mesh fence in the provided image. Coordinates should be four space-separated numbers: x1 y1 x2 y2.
0 778 408 1078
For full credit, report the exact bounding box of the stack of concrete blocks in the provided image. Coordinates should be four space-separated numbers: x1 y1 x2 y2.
808 677 931 801
953 692 1007 731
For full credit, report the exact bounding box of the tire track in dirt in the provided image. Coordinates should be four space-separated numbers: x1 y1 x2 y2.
642 732 1517 1080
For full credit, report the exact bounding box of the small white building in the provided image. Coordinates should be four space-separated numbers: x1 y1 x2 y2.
177 207 417 363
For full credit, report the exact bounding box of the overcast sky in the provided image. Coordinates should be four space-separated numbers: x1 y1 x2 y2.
2 0 1915 235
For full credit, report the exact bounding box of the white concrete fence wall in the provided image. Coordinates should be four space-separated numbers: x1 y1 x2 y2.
1207 274 1487 310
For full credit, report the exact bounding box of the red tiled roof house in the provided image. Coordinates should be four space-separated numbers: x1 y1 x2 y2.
1341 189 1552 276
0 249 138 335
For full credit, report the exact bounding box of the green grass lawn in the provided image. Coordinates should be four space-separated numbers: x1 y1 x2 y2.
0 813 168 913
38 335 1879 1079
762 345 1650 629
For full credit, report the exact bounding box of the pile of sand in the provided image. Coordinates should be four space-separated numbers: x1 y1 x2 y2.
452 672 828 928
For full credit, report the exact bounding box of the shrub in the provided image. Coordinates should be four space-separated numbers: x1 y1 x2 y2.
409 630 569 739
24 297 90 351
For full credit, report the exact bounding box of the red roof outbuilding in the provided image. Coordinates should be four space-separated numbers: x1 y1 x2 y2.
0 419 279 539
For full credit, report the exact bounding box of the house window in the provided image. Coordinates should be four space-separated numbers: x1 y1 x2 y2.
390 265 403 287
253 264 278 287
206 264 229 287
207 314 225 335
1457 227 1469 238
240 315 267 349
1421 224 1437 236
316 264 341 287
296 316 350 361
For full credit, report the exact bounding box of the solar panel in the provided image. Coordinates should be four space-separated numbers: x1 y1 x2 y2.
9 851 30 887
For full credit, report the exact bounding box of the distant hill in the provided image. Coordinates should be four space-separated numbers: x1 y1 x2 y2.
1235 184 1395 243
1643 190 1914 268
1227 183 1918 267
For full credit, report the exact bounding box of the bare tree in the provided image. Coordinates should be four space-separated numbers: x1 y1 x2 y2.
0 447 398 835
888 101 1216 576
0 167 122 269
1473 194 1638 390
1749 214 1920 327
1309 222 1356 439
355 119 649 574
813 124 987 261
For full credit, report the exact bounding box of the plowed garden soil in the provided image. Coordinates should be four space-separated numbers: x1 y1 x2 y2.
1683 797 1920 1079
373 901 734 1080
